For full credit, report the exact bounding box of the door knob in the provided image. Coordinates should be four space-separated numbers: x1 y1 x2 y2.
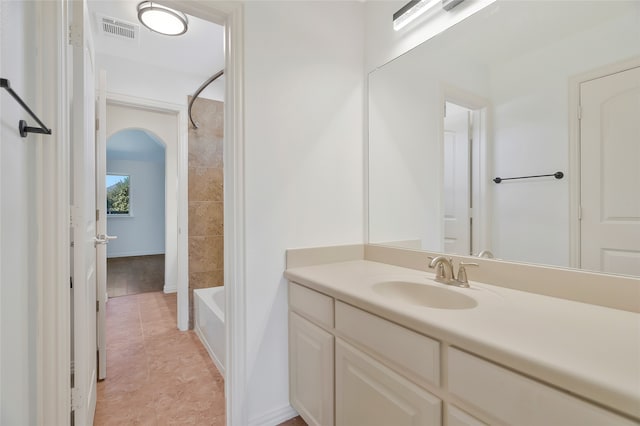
94 234 117 246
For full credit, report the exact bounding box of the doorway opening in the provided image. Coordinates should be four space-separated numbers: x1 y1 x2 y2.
93 78 227 426
41 0 242 424
88 0 232 423
443 101 474 255
105 129 167 297
441 90 491 257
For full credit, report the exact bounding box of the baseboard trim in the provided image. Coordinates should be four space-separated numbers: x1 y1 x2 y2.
163 284 177 294
248 404 298 426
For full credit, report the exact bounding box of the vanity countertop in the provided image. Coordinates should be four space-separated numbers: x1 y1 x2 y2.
284 259 640 420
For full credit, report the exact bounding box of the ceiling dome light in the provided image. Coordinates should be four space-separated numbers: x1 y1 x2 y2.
137 2 188 36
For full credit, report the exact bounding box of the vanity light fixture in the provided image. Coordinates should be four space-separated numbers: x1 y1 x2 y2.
137 1 188 36
442 0 466 12
393 0 466 31
393 0 441 31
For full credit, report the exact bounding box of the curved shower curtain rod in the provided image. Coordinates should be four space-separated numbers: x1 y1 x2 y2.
188 69 224 129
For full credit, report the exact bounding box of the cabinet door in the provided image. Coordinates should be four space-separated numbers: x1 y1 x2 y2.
289 312 334 426
336 339 441 426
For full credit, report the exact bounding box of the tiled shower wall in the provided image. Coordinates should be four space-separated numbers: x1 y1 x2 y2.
188 97 224 327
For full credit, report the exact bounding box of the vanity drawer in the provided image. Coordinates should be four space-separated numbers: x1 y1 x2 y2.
335 301 440 388
289 282 334 329
446 405 487 426
336 338 441 426
448 347 637 426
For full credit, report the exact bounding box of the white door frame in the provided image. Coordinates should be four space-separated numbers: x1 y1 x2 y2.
162 3 247 423
37 1 73 424
104 93 188 330
166 3 248 424
41 1 246 425
96 70 108 381
568 56 640 269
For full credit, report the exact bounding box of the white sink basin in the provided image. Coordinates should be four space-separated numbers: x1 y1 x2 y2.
373 280 478 309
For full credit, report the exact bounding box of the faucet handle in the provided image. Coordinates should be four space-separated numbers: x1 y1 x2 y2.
427 256 446 279
456 262 479 286
478 250 494 259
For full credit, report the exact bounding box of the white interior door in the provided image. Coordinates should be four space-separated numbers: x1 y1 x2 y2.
95 70 111 381
71 0 98 423
580 66 640 276
443 102 471 255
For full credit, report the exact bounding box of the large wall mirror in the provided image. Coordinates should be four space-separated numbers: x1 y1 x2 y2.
368 1 640 277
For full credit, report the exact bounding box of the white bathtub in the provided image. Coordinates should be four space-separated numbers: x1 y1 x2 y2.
194 286 225 377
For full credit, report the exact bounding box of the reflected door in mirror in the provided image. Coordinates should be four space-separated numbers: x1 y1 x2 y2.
580 66 640 276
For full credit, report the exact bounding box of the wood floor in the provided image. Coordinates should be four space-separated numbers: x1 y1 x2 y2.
106 255 165 297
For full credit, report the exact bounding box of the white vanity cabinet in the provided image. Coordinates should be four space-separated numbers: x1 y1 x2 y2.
289 282 442 426
334 301 440 389
288 284 335 426
289 312 334 426
334 300 442 425
288 281 639 426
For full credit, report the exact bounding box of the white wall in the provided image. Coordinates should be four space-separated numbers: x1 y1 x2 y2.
0 1 38 423
107 131 166 258
242 2 364 422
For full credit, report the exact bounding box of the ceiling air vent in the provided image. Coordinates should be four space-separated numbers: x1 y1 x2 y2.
99 15 139 42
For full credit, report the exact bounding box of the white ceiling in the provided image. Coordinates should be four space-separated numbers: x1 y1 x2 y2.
89 1 224 156
88 0 224 82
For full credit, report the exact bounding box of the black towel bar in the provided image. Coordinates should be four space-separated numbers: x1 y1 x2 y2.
493 171 564 184
1 77 52 138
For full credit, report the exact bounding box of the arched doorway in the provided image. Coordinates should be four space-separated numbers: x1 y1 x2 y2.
105 128 167 296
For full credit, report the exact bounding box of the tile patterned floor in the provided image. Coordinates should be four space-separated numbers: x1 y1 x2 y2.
94 290 307 426
94 291 225 425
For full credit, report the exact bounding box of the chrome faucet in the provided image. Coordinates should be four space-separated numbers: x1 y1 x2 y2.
428 256 454 283
428 256 478 288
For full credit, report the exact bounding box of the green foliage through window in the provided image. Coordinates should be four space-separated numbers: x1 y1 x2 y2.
106 175 130 215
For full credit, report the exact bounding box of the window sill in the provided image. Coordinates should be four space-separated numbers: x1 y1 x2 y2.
107 214 134 218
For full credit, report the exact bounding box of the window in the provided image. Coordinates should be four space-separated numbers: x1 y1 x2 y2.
106 174 130 215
